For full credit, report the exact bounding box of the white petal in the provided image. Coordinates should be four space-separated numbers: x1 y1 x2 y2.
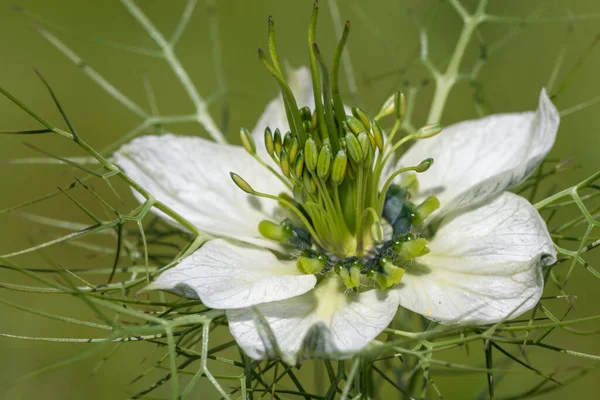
227 277 399 364
393 193 555 325
395 89 559 216
146 239 317 309
114 134 288 248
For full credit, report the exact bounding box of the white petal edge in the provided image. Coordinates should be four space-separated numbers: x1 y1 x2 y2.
394 89 559 217
227 277 399 364
114 134 288 249
393 192 556 325
145 239 317 309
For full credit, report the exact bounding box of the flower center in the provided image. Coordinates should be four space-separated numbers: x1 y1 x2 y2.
230 5 443 290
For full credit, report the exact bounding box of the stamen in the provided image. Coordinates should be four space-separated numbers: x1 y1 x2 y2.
258 220 293 242
296 250 327 274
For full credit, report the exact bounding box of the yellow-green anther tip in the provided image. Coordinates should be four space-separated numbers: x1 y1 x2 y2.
375 263 405 290
258 220 293 242
230 173 254 194
357 132 371 161
331 149 348 185
416 158 434 173
317 144 332 179
264 128 275 156
304 137 318 172
352 108 371 131
346 116 365 135
418 123 443 138
240 127 255 154
371 119 384 150
345 132 362 163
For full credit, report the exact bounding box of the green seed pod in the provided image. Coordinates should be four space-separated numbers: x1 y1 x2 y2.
230 173 254 194
304 137 318 172
317 144 332 180
352 107 371 131
240 127 255 155
264 127 275 157
288 137 300 164
258 220 293 242
345 132 363 164
331 149 348 185
371 119 384 150
273 129 282 156
294 150 305 178
417 123 443 138
280 149 291 177
357 132 371 162
345 116 365 135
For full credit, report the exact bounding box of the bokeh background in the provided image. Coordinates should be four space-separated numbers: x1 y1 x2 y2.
0 0 599 399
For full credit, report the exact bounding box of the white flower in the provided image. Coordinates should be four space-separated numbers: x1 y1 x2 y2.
114 66 559 364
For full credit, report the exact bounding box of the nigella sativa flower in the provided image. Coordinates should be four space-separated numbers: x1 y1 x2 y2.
114 15 559 363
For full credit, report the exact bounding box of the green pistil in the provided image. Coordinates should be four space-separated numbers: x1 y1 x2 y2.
231 7 443 271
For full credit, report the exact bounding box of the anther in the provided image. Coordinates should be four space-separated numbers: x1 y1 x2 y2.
371 119 384 150
240 127 256 155
335 260 362 289
345 132 362 164
274 128 282 155
352 107 371 131
230 172 254 194
280 149 291 177
346 115 366 135
264 127 275 158
294 150 305 178
373 256 405 289
317 144 332 180
331 149 348 185
304 137 318 172
417 123 443 138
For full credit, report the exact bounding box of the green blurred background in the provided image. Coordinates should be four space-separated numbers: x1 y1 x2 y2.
0 0 599 398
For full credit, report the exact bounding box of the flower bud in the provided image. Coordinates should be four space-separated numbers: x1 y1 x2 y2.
230 173 254 194
345 132 363 164
371 119 384 150
317 144 332 180
304 137 318 172
240 127 255 155
258 220 293 242
296 251 327 274
351 107 371 131
331 149 348 185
